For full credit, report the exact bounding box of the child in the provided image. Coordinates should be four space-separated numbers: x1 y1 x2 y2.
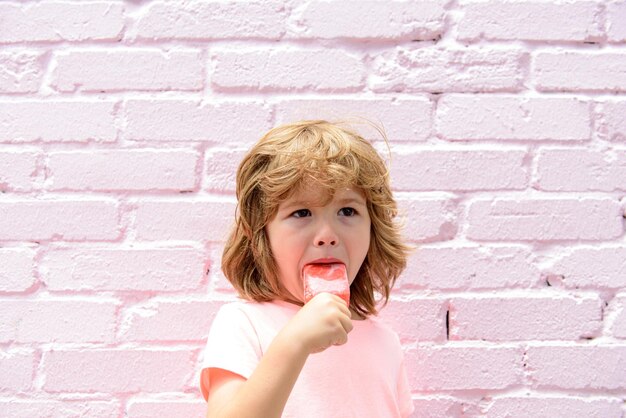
200 120 414 418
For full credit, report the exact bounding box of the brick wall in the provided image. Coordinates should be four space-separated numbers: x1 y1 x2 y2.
1 1 625 417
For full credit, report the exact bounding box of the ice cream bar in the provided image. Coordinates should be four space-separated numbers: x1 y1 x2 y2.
303 263 350 306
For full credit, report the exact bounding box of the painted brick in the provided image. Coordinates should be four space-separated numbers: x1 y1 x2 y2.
607 1 626 42
484 396 623 418
0 401 120 418
42 248 206 292
411 398 476 418
406 346 524 390
467 198 623 241
371 47 524 93
380 298 447 343
0 150 38 191
0 199 119 241
0 248 36 292
126 400 206 418
0 349 34 391
205 148 245 193
52 49 203 92
42 349 194 392
48 150 199 192
119 300 224 342
0 101 117 143
610 295 626 339
526 345 626 389
134 199 236 242
0 299 118 343
396 197 458 243
274 97 433 142
391 148 527 191
212 48 365 92
124 100 271 144
437 95 591 141
0 2 123 43
536 148 626 191
134 0 286 40
403 246 540 290
548 247 626 289
0 49 43 93
289 1 444 40
458 1 601 42
598 100 626 142
534 52 626 92
450 295 602 341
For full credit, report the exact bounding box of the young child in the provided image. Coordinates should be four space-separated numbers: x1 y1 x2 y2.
200 120 414 418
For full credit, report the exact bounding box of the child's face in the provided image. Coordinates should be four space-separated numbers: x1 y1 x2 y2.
265 183 371 304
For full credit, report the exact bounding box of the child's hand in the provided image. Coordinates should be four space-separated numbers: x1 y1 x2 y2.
284 293 353 354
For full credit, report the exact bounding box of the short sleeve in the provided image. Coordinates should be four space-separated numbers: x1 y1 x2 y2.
397 356 414 417
200 303 262 400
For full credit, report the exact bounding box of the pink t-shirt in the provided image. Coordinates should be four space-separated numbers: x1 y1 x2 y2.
201 299 414 418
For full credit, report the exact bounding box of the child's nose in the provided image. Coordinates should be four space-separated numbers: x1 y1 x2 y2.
314 223 338 247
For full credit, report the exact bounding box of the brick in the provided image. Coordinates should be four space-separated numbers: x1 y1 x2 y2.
611 295 626 338
275 97 433 141
411 398 478 418
0 248 36 291
134 0 285 40
458 1 601 42
0 49 43 93
119 299 225 342
526 345 626 389
391 148 527 191
437 95 591 141
0 2 123 43
0 349 34 391
289 1 444 40
212 48 365 92
536 148 626 191
467 198 623 241
607 1 626 42
0 401 120 418
48 150 199 191
0 299 118 343
484 396 623 418
403 246 540 289
52 49 203 92
42 248 206 292
0 100 117 143
380 298 447 343
549 247 626 289
126 400 206 418
534 52 626 92
205 148 245 193
134 199 236 242
371 47 524 93
0 199 119 241
124 100 271 144
397 197 457 243
43 349 194 392
450 295 602 341
598 100 626 142
0 150 38 191
406 346 524 390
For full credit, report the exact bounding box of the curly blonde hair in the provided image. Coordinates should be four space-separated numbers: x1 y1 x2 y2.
222 120 409 317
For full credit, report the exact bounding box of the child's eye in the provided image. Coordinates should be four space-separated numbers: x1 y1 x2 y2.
291 209 311 218
338 207 357 216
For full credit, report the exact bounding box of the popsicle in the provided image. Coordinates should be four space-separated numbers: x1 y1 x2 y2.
303 263 350 306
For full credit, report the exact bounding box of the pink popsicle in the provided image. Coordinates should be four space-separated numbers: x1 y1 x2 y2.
303 263 350 306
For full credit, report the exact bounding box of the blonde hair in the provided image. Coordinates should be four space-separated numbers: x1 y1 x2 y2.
222 120 409 317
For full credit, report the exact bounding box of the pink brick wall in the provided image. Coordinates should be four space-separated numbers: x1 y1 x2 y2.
1 1 625 417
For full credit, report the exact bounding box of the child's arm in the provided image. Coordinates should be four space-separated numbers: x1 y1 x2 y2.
205 293 353 418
